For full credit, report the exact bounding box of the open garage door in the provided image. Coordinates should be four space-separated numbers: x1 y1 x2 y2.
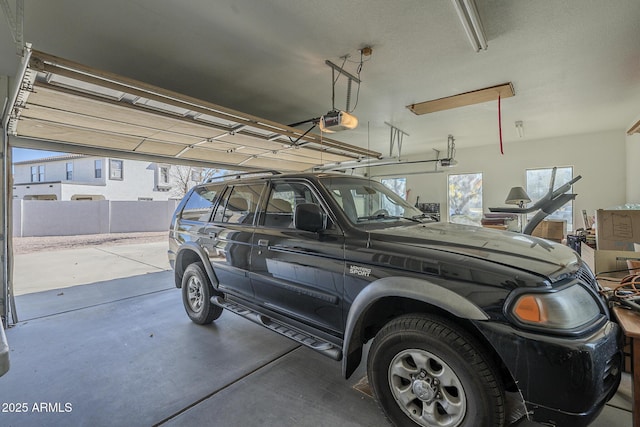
1 46 381 331
7 48 379 170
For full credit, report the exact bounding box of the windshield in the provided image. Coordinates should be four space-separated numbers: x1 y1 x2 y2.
320 176 428 225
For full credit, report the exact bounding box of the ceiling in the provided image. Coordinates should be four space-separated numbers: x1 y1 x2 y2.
1 0 640 160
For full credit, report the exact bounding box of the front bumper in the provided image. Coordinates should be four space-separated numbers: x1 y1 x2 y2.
475 319 622 426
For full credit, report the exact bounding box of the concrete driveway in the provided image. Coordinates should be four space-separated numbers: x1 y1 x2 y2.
13 240 170 296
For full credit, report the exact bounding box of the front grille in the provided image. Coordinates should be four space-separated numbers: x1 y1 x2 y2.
576 265 598 291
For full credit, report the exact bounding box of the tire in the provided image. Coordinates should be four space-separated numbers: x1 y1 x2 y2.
367 314 505 427
181 262 223 325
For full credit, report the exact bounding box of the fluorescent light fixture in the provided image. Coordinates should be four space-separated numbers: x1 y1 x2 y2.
452 0 488 52
515 120 524 138
408 83 514 115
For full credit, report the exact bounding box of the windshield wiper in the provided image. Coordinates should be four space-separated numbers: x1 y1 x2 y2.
357 214 422 223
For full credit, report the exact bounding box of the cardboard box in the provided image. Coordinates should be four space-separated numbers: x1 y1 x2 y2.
581 243 640 280
596 209 640 251
531 219 566 242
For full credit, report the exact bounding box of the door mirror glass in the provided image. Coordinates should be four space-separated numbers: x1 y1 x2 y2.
294 203 326 232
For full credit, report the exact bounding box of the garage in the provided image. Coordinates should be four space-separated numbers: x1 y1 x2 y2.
1 1 639 426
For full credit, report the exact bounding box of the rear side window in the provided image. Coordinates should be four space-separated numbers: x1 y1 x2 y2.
213 183 265 224
180 185 223 222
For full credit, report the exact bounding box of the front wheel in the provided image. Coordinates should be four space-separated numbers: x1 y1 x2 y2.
181 262 223 325
367 314 505 427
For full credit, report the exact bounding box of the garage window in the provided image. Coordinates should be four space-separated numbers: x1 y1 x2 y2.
526 167 574 231
448 173 483 225
381 178 407 199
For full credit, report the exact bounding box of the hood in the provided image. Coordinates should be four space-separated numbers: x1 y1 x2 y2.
369 222 581 281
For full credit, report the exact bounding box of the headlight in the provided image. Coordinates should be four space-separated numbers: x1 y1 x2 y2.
510 285 601 330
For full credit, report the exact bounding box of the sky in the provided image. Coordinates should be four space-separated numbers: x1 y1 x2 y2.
11 148 68 163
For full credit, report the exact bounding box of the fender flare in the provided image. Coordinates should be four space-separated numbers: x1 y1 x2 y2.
341 276 488 378
175 243 219 288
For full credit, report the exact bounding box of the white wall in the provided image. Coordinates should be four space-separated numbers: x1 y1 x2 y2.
12 200 179 237
109 201 177 233
627 128 640 204
371 129 627 228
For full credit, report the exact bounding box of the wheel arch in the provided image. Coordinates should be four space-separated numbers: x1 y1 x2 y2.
174 243 218 289
341 277 510 383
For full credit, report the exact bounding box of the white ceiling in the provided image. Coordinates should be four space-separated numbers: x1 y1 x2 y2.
2 0 640 158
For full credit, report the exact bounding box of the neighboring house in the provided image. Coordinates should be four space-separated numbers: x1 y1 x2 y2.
12 154 206 201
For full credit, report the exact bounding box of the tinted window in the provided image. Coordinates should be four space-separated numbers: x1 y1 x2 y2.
181 185 223 221
213 183 264 224
262 181 322 228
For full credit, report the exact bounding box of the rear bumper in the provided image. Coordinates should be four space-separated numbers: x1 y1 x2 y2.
475 319 622 427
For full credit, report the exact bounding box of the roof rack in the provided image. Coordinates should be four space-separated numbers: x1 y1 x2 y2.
206 170 282 183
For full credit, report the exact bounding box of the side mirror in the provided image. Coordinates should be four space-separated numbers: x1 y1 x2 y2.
294 203 326 232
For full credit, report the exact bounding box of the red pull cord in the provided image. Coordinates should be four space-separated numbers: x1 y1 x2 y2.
498 94 504 155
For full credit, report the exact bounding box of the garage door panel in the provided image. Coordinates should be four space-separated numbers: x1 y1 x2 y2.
19 120 143 151
163 123 229 140
242 156 311 171
196 140 286 156
257 149 326 165
180 147 251 164
23 104 158 140
211 135 350 163
29 86 183 131
24 103 212 148
30 86 234 144
268 148 351 164
132 140 187 157
144 131 205 146
215 134 287 151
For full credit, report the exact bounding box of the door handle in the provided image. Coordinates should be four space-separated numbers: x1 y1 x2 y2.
257 239 269 247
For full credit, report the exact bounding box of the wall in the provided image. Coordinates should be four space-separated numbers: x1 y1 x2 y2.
109 201 178 233
370 129 627 228
627 127 640 204
12 199 179 237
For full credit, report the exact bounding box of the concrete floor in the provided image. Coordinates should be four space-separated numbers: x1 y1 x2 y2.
0 243 634 426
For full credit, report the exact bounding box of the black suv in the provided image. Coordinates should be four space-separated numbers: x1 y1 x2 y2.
168 171 621 427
